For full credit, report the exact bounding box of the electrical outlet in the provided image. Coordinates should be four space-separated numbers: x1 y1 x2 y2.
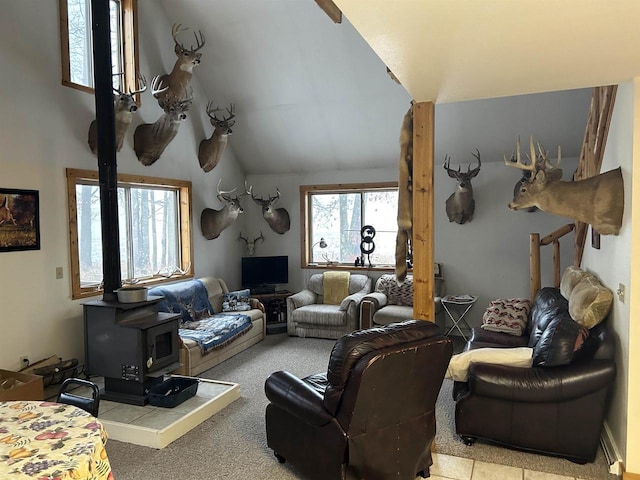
56 266 63 279
617 283 626 303
20 356 29 367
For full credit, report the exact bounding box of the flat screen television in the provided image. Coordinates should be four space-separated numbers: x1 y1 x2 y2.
242 255 288 294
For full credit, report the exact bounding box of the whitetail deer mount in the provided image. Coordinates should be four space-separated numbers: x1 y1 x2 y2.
508 136 564 213
238 231 264 256
200 180 247 240
133 77 192 166
443 149 481 224
157 23 205 103
198 102 235 172
88 74 148 155
247 185 291 234
505 136 624 235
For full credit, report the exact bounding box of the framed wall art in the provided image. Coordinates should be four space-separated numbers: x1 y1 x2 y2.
0 188 40 252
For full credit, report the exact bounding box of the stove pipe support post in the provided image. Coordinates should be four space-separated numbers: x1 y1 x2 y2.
91 0 122 301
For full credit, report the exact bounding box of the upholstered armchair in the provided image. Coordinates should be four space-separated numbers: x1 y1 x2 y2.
360 268 445 329
286 273 372 339
264 320 453 480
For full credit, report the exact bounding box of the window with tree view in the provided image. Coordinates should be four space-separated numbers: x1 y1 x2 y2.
60 0 137 93
67 169 193 299
301 183 398 268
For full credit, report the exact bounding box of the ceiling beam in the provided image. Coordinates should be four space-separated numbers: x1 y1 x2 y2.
314 0 342 23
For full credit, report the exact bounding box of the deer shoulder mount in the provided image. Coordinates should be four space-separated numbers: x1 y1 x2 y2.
247 185 291 234
157 23 205 103
88 74 148 155
200 180 247 240
133 77 192 166
443 149 481 224
198 102 235 172
508 136 564 213
395 104 413 284
505 136 624 235
238 231 264 256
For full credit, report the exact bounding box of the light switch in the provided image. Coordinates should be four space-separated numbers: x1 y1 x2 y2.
56 266 63 279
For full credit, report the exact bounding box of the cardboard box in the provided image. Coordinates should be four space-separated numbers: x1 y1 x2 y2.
0 369 44 401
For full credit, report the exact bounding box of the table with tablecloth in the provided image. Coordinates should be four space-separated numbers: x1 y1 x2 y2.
0 401 112 479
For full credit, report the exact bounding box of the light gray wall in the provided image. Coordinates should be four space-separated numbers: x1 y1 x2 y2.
581 82 634 464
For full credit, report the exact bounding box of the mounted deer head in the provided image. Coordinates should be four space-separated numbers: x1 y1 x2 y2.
198 102 236 172
133 78 192 166
88 73 148 155
200 180 247 240
443 149 481 224
505 136 624 235
507 136 563 212
247 185 291 234
238 231 264 256
157 23 205 103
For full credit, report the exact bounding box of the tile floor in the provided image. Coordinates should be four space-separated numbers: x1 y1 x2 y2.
428 453 589 480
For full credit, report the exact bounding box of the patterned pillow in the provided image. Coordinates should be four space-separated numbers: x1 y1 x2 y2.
481 298 532 336
222 289 252 312
375 274 413 306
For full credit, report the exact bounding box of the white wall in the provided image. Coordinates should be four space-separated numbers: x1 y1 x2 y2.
0 1 247 370
581 81 635 468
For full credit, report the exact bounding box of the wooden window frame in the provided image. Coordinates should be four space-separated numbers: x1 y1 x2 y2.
59 0 139 95
299 181 398 271
66 168 193 300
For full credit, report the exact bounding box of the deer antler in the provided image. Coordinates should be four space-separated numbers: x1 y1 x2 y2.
238 233 248 245
254 231 265 244
129 73 148 96
172 23 205 53
150 75 168 98
216 178 237 199
504 136 537 175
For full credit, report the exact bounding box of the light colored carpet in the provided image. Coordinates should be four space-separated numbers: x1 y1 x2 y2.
105 334 612 480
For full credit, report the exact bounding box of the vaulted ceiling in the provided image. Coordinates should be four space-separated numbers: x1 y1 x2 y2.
156 1 640 175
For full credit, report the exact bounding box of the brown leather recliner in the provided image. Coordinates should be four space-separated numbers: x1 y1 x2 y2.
264 320 453 480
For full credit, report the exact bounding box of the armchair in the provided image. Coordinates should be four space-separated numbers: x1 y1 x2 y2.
264 320 453 480
360 268 445 329
286 273 372 339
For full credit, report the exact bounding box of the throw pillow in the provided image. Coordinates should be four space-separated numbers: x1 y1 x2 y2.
222 289 252 312
560 266 595 300
569 276 613 329
445 347 534 382
481 298 531 336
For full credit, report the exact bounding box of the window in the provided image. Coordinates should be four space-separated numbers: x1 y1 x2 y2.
66 169 193 299
300 182 398 269
59 0 138 93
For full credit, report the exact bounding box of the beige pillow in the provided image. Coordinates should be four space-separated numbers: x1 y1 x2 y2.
560 266 595 300
445 347 534 382
569 276 613 328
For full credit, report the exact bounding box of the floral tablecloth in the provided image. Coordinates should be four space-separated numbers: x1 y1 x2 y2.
0 401 112 479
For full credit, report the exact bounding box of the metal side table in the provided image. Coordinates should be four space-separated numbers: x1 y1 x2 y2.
441 294 477 341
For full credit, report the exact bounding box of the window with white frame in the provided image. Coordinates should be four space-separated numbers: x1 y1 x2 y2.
66 169 193 299
300 182 399 268
59 0 138 93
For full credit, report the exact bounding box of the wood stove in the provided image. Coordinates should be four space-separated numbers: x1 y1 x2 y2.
83 297 182 405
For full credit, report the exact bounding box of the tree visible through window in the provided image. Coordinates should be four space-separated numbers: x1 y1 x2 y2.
300 183 398 268
60 0 137 93
67 169 193 299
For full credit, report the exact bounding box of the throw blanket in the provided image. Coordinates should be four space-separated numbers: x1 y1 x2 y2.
149 279 214 323
323 271 350 305
180 314 253 354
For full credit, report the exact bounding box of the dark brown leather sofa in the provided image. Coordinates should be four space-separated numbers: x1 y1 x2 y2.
453 287 616 464
264 320 453 480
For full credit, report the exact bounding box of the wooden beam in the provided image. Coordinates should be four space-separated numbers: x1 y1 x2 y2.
314 0 342 23
412 102 435 321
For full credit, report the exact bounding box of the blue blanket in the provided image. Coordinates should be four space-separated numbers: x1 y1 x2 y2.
149 279 214 323
180 314 253 354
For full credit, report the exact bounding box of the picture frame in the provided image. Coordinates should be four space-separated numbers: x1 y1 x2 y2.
0 188 40 252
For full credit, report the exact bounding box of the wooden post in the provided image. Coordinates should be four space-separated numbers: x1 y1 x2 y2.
530 233 541 301
412 102 435 321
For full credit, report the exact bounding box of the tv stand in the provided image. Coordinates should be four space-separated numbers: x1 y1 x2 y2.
252 290 292 334
251 285 276 295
